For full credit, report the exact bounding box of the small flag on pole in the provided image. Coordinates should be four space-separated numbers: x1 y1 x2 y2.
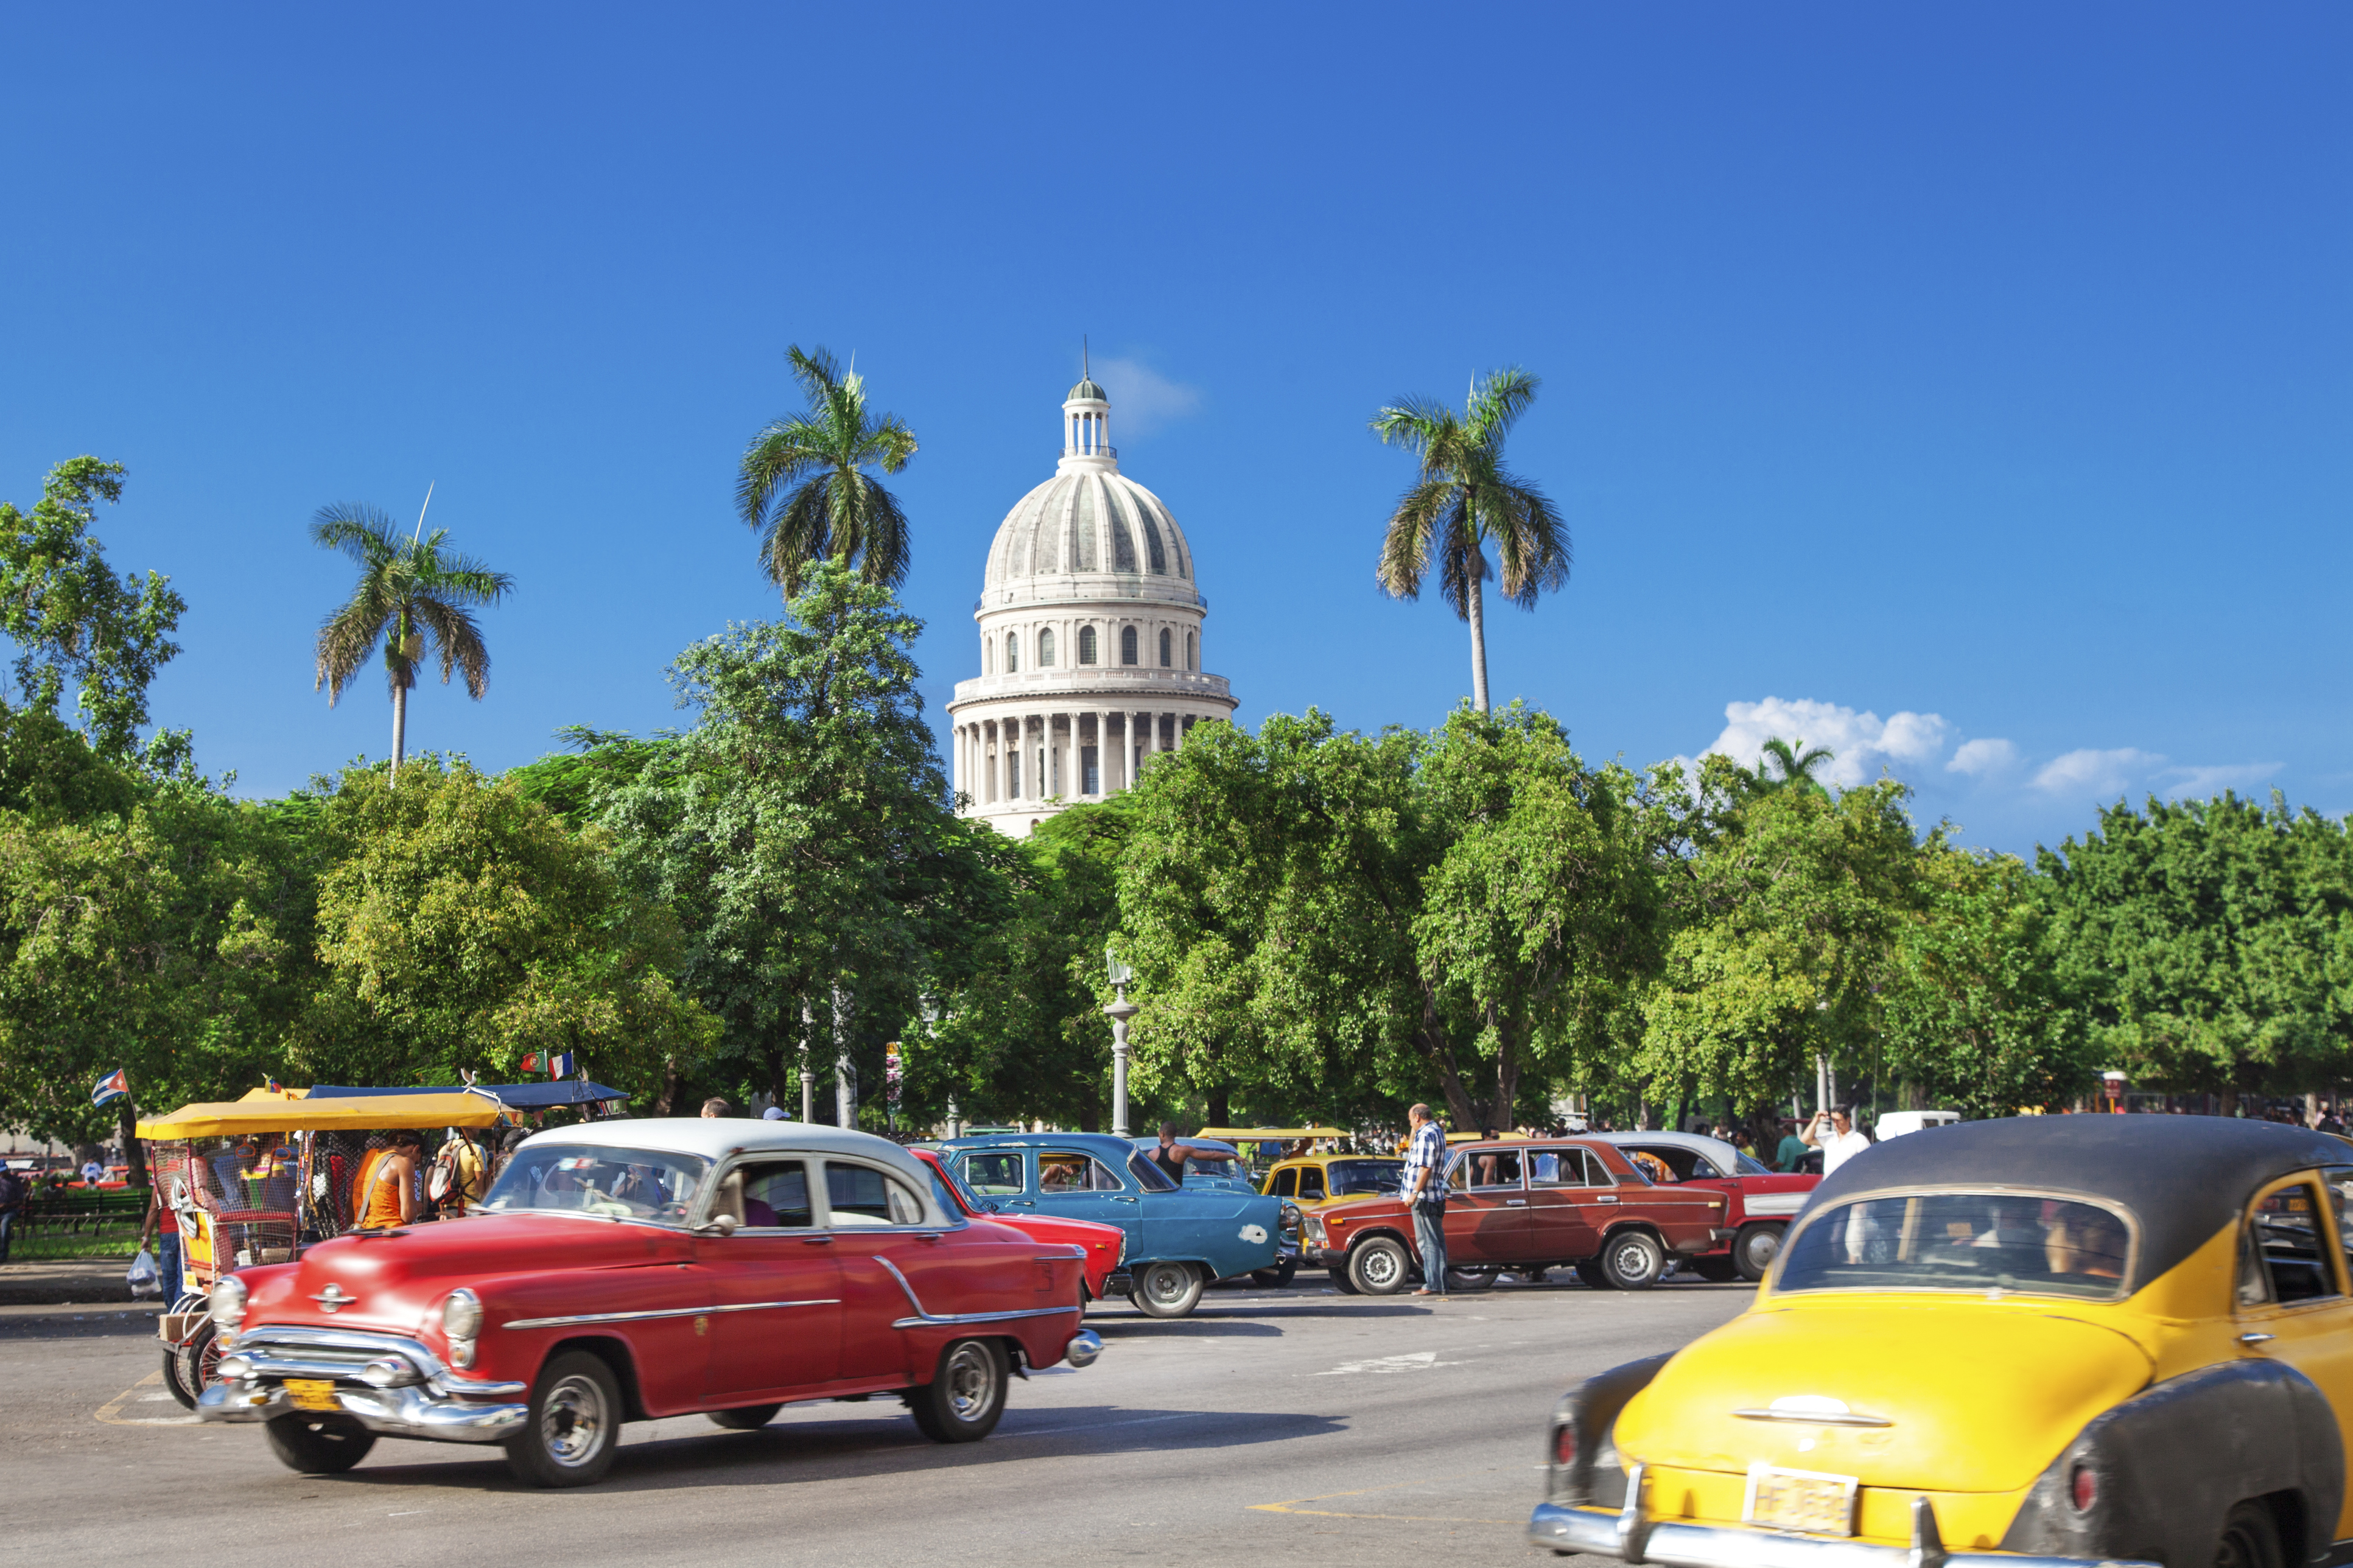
91 1068 129 1108
519 1054 539 1074
549 1051 576 1080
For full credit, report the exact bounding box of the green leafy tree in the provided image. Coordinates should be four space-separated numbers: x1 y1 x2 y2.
310 502 513 780
294 758 714 1099
0 458 188 766
2038 793 2353 1113
1372 369 1569 713
735 346 919 599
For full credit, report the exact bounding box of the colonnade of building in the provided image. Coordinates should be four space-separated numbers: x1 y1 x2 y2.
952 709 1205 805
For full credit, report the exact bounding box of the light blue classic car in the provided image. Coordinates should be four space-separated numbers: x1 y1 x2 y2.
1127 1135 1257 1193
940 1132 1286 1318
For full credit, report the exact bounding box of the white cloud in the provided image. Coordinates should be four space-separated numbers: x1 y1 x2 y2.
1702 697 1951 789
1948 738 2022 777
1092 356 1201 438
2161 762 2282 799
2031 747 2163 796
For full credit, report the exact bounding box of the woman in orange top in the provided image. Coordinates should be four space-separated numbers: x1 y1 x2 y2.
357 1130 423 1229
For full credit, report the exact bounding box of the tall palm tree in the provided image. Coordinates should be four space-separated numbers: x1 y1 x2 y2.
735 345 919 598
311 500 513 781
1739 737 1837 799
1372 368 1569 713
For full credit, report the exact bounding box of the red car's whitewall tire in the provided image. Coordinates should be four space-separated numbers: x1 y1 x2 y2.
907 1337 1008 1443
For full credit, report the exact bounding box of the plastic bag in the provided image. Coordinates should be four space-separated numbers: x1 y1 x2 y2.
126 1248 160 1298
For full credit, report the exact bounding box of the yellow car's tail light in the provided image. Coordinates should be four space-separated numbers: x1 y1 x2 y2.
2069 1461 2097 1513
1554 1423 1577 1467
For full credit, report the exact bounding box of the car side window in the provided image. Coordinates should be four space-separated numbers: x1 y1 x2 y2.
824 1161 925 1227
733 1160 813 1229
1088 1158 1127 1192
1126 1151 1177 1192
2247 1177 2341 1306
1297 1166 1326 1200
1039 1153 1090 1192
2324 1168 2353 1281
963 1152 1026 1195
1462 1149 1523 1189
1688 1153 1725 1179
1529 1148 1591 1187
1271 1167 1297 1199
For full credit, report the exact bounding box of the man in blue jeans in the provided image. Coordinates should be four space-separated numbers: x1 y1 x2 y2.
1401 1102 1451 1298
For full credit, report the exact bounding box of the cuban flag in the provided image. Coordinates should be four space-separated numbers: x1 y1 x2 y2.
91 1068 129 1108
548 1051 576 1079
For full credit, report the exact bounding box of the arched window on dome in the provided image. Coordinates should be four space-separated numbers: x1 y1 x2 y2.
1158 628 1172 668
1187 631 1196 671
1078 626 1098 665
1120 626 1138 665
1005 632 1019 673
1039 628 1056 667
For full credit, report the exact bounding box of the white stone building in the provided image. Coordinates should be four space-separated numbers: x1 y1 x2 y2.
946 373 1236 835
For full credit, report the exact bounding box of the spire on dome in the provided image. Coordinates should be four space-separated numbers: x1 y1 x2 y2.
1062 345 1113 462
1067 335 1107 404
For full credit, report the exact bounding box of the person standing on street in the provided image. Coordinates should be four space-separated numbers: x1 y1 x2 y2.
1773 1119 1809 1173
0 1161 26 1264
1801 1106 1873 1177
1402 1102 1451 1298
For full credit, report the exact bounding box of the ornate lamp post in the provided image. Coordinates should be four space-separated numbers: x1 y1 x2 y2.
1104 945 1137 1138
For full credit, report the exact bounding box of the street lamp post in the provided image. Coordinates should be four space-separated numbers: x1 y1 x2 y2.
1104 946 1137 1139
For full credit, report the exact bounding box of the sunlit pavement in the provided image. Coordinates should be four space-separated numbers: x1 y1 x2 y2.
4 1275 1750 1567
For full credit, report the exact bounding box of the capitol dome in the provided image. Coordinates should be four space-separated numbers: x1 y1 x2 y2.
946 368 1238 836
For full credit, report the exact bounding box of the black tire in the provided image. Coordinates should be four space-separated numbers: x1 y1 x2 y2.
175 1320 219 1402
707 1403 782 1430
1691 1256 1740 1283
264 1412 377 1474
504 1350 623 1488
1599 1229 1666 1290
1328 1267 1361 1295
1444 1264 1500 1292
1575 1259 1611 1289
1348 1235 1412 1295
161 1344 197 1409
1130 1259 1207 1318
1250 1258 1300 1288
1734 1223 1783 1284
906 1337 1008 1443
2215 1501 2284 1568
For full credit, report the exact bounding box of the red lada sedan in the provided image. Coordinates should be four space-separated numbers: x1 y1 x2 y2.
1300 1137 1724 1293
198 1121 1101 1486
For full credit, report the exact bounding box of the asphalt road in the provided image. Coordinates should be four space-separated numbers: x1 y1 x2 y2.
2 1273 1751 1567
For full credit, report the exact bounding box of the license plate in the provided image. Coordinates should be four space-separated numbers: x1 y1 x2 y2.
1744 1463 1859 1535
284 1378 340 1413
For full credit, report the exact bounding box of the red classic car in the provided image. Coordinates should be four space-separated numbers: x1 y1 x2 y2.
197 1121 1101 1486
908 1147 1132 1303
1588 1130 1818 1281
1300 1137 1725 1293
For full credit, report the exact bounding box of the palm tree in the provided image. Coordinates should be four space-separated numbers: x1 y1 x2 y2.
735 345 919 598
311 500 513 781
1372 368 1569 713
1739 737 1836 799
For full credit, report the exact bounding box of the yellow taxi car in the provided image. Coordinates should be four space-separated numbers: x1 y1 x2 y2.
1532 1116 2353 1568
1258 1152 1406 1209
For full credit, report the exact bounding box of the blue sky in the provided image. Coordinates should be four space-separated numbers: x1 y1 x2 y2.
2 5 2346 855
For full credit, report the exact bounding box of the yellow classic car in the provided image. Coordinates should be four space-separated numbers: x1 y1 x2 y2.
1258 1152 1406 1209
1531 1116 2353 1568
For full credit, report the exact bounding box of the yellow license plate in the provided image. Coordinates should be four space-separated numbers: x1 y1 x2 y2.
284 1378 340 1413
1744 1463 1858 1535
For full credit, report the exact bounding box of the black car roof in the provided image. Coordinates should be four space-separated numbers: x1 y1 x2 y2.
1805 1115 2350 1289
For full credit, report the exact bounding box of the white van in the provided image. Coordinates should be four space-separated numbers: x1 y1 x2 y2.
1875 1110 1962 1139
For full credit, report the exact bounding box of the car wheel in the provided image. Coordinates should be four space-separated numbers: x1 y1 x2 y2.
1444 1264 1500 1292
707 1403 782 1430
1600 1230 1666 1290
1348 1236 1412 1295
2215 1502 2284 1568
1130 1260 1206 1318
504 1350 623 1488
1734 1223 1783 1283
1328 1267 1361 1295
175 1320 219 1401
1250 1258 1299 1288
161 1343 197 1409
264 1413 377 1474
1691 1256 1739 1283
1574 1260 1611 1289
907 1337 1008 1443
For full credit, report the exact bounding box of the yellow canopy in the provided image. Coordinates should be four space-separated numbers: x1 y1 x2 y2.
237 1085 309 1102
1198 1127 1353 1144
138 1091 505 1139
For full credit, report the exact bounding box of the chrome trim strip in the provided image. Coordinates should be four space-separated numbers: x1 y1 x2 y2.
500 1298 836 1331
1731 1409 1894 1428
874 1255 1079 1330
1527 1501 2156 1568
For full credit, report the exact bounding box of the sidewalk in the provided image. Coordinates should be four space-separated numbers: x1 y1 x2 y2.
0 1257 153 1307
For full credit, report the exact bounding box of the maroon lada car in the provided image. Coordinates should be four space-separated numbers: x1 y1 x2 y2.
1300 1137 1724 1293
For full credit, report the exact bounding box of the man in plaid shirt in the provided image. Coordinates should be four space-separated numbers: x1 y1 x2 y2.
1402 1102 1450 1297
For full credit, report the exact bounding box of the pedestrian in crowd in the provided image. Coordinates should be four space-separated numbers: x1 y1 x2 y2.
762 1105 788 1121
1773 1118 1809 1172
700 1097 732 1119
1401 1102 1450 1299
0 1160 26 1265
356 1129 424 1228
137 1181 181 1298
1145 1122 1225 1184
1801 1105 1873 1177
82 1156 105 1187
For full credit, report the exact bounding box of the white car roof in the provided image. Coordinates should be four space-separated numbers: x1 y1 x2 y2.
521 1118 935 1186
1590 1129 1748 1171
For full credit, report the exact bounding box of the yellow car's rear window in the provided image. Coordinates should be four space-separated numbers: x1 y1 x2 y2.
1778 1192 2131 1300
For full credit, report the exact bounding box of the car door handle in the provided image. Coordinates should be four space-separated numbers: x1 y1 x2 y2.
2240 1332 2276 1346
802 1235 833 1245
1592 1195 1618 1205
1110 1196 1137 1204
1504 1199 1526 1206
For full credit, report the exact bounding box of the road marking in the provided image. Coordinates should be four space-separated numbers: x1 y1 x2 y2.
96 1370 198 1427
1250 1467 1513 1524
1312 1350 1457 1376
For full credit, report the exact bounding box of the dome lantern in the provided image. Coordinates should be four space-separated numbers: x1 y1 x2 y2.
1064 343 1112 463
